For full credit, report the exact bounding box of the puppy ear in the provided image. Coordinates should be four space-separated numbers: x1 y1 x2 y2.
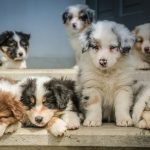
0 31 13 46
62 10 69 24
54 84 70 110
80 27 92 53
86 8 95 23
113 24 135 54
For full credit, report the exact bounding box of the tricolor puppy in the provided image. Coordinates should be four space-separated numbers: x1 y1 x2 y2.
132 23 150 69
0 77 25 137
62 4 95 68
132 80 150 129
76 20 135 127
19 76 80 136
0 31 30 69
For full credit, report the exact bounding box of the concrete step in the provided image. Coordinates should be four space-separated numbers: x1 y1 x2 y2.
0 69 149 150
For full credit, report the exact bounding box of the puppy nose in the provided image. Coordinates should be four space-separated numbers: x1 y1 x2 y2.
35 116 43 123
99 59 107 67
18 52 23 57
144 47 150 53
72 23 77 29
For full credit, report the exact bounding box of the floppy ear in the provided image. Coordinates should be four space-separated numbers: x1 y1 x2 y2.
86 8 95 23
53 84 70 110
0 31 13 46
113 24 135 54
80 27 92 53
62 10 69 24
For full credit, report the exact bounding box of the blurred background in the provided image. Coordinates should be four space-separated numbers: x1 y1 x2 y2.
0 0 149 69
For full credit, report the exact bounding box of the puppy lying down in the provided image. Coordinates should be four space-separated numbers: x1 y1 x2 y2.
18 76 80 136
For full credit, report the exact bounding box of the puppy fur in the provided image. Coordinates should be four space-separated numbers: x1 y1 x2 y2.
76 20 135 127
0 31 30 69
132 80 150 129
132 23 150 70
62 4 95 67
19 76 80 136
0 78 25 137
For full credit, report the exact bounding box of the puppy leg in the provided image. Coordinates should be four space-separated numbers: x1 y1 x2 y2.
142 111 150 128
0 123 7 137
81 88 102 127
137 61 150 70
115 88 133 127
62 111 80 130
136 119 147 129
47 117 67 137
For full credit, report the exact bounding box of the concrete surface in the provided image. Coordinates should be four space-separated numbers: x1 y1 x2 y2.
0 69 150 149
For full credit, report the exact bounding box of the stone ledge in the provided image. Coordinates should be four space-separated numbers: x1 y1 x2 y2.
0 124 149 148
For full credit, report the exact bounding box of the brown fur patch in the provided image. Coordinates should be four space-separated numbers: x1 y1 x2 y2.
0 91 25 125
85 95 100 107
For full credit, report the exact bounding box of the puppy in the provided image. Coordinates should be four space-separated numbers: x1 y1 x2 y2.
132 23 150 70
132 80 150 129
76 20 135 127
62 4 95 68
0 31 30 69
0 77 25 137
19 76 80 136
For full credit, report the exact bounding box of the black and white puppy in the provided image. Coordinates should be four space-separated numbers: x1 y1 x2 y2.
62 4 95 68
76 20 135 127
0 31 30 69
19 76 80 136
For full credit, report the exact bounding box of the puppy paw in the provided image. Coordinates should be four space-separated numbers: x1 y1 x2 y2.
116 117 133 127
66 118 80 130
5 122 21 134
0 123 7 137
136 120 148 129
137 62 150 70
49 119 67 137
83 119 102 127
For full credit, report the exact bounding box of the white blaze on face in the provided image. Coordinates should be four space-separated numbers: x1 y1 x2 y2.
89 23 121 70
26 76 55 127
13 33 26 60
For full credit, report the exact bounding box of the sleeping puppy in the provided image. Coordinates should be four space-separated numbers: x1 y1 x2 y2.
0 31 30 69
19 76 80 136
62 4 95 68
132 80 150 129
76 20 135 127
132 23 150 70
0 77 25 137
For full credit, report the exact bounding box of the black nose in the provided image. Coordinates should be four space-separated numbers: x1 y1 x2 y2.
35 116 43 123
72 23 77 29
122 47 131 53
144 47 150 53
99 58 107 67
18 52 23 57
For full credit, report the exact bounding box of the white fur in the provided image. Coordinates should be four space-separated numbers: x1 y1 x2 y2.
0 123 7 137
77 21 134 127
132 81 150 129
49 118 67 136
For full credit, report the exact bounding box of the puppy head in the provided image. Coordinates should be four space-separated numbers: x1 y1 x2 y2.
62 4 95 33
20 76 54 127
0 31 30 61
80 21 135 70
133 23 150 55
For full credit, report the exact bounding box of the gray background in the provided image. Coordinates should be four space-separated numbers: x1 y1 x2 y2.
0 0 85 68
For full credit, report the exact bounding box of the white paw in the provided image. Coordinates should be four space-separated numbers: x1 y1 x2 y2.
137 62 150 70
116 117 133 127
83 119 102 127
50 119 67 137
5 122 21 134
136 120 148 129
62 112 80 130
0 123 7 137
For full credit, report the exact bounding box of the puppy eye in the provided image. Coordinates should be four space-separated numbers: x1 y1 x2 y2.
68 15 72 20
90 44 99 51
8 40 16 46
79 15 87 21
109 45 118 51
136 37 143 43
20 40 27 46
